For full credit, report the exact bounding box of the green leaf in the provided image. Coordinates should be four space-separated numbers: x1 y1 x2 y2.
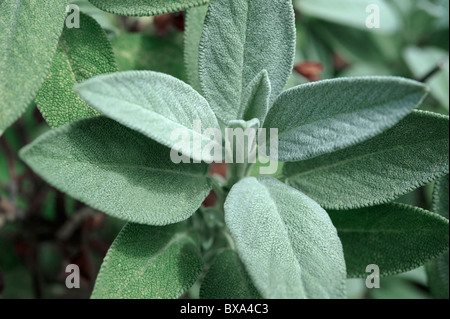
0 0 67 136
427 175 449 298
74 71 221 163
113 32 186 81
184 4 209 93
198 0 295 123
328 203 450 278
92 222 203 299
19 117 211 225
294 0 399 33
242 70 271 124
264 77 428 162
88 0 210 16
404 47 449 110
36 12 117 128
200 249 261 299
224 176 346 299
284 111 450 210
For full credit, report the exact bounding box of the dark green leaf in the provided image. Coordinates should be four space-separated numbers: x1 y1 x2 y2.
92 222 203 299
36 12 117 128
328 203 450 278
200 249 261 299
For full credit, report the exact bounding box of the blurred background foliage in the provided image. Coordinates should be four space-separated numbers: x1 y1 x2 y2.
0 0 448 299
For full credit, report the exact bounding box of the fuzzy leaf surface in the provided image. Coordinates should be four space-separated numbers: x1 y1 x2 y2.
36 12 117 128
284 111 450 209
89 0 210 16
0 0 67 136
225 176 346 299
198 0 295 123
264 77 428 162
200 249 261 299
92 222 203 299
74 71 221 163
20 117 211 225
328 203 450 278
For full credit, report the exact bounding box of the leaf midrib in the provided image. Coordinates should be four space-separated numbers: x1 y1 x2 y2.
35 155 207 179
274 93 420 140
286 137 448 180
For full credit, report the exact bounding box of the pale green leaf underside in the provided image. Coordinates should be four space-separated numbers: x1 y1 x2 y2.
92 222 203 299
294 0 399 33
242 70 271 124
19 117 211 226
427 175 449 298
198 0 295 123
184 4 209 93
225 176 346 299
36 12 117 128
284 111 450 210
88 0 210 16
264 77 428 162
74 71 221 163
0 0 67 136
328 203 449 278
200 249 261 299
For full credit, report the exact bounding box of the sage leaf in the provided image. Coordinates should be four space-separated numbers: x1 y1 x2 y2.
36 12 117 128
74 71 221 163
19 117 211 226
426 175 449 298
88 0 211 16
200 249 261 299
198 0 295 123
264 77 428 162
92 222 203 299
242 70 271 124
184 4 209 93
224 176 346 299
0 0 67 136
284 111 450 209
328 203 450 278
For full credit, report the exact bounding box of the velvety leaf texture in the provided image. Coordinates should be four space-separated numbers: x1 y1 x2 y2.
284 111 450 210
225 176 346 299
198 0 295 123
0 0 67 136
328 203 450 278
264 77 428 162
200 249 261 299
36 12 117 128
184 5 209 93
74 71 221 163
242 70 271 124
92 222 203 299
427 175 449 298
88 0 211 16
19 117 211 225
